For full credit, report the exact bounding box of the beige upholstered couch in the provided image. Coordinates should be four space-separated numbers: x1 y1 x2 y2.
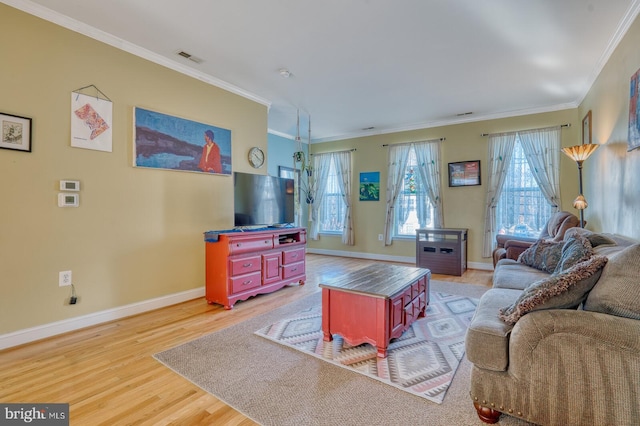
466 228 640 425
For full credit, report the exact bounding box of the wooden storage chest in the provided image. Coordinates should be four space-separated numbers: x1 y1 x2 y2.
416 228 467 276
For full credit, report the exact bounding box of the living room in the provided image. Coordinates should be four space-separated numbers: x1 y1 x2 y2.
1 1 639 424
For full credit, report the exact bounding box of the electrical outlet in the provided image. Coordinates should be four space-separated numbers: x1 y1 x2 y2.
378 234 383 241
59 270 72 287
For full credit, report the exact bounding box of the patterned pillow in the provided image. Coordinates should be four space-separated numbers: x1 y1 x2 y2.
499 255 608 325
584 244 640 320
517 239 564 273
553 234 594 274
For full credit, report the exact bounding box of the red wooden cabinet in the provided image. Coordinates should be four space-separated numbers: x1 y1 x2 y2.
205 228 306 309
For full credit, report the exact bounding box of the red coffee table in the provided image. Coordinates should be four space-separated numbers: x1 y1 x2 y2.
319 263 431 358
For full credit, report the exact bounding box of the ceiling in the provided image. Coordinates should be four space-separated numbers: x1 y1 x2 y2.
7 0 640 142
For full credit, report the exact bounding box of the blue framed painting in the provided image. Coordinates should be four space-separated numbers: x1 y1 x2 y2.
134 107 232 174
359 171 380 201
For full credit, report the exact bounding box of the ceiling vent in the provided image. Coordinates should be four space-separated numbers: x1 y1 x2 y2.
456 112 473 117
176 50 204 64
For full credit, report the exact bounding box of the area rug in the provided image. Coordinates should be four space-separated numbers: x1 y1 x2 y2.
255 291 477 404
154 280 533 426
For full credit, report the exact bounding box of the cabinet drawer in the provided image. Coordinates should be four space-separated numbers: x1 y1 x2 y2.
229 237 273 255
283 247 305 264
230 271 261 293
229 256 261 276
282 261 305 279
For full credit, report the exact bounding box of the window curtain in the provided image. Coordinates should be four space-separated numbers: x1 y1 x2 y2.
383 144 411 245
518 126 562 212
308 153 331 240
333 151 354 245
413 140 444 229
482 132 517 257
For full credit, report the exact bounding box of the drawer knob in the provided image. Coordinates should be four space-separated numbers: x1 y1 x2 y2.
243 263 252 267
243 280 252 285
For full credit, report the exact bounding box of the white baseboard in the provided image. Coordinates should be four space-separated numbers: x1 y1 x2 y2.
0 287 205 350
306 248 494 271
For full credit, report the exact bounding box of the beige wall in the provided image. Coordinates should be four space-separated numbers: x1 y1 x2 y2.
579 13 640 237
0 5 267 334
307 109 581 266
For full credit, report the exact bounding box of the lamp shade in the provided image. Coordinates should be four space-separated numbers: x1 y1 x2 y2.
573 194 588 210
562 144 599 163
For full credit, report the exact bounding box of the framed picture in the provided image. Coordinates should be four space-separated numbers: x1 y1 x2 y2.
628 68 640 152
0 112 32 152
359 171 380 201
448 160 481 187
582 110 592 145
133 107 232 175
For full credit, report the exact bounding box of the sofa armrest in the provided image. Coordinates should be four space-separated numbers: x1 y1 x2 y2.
508 309 640 422
502 238 537 260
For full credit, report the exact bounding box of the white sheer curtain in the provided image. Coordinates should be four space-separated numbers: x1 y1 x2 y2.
308 153 331 240
413 140 444 229
518 126 562 212
482 132 517 257
383 144 411 245
333 151 354 245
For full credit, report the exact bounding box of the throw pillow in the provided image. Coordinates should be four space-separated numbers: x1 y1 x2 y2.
583 243 640 320
563 228 618 248
517 239 564 273
553 234 594 274
499 255 608 325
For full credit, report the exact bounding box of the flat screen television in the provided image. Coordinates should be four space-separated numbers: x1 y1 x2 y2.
234 171 295 227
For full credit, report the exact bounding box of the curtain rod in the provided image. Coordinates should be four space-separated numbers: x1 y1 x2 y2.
309 148 356 156
481 123 570 137
382 137 445 147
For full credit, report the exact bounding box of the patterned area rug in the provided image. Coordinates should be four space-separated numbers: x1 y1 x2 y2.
255 291 477 404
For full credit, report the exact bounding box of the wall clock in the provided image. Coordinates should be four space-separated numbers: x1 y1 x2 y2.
248 147 265 168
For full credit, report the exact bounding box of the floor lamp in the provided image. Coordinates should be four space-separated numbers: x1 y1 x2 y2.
561 144 599 228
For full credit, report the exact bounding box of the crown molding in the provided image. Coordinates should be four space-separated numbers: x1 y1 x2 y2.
2 0 271 108
311 102 578 143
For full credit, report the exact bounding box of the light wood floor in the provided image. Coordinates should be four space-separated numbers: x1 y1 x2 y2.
0 254 492 425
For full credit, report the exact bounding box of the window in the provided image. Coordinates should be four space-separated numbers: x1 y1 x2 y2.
394 147 435 237
319 158 346 233
495 137 553 238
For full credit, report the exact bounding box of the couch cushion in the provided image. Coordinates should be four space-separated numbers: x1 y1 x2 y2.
584 243 640 320
493 259 550 290
498 255 608 325
517 239 564 273
465 288 521 372
553 233 594 274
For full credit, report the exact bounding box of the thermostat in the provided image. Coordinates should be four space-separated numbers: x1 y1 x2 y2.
60 180 80 191
58 193 79 207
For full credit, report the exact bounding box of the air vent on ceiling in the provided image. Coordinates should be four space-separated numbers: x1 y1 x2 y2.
176 50 204 64
456 112 473 117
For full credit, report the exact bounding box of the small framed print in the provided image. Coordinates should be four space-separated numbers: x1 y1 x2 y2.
0 112 32 152
582 110 592 145
448 160 481 187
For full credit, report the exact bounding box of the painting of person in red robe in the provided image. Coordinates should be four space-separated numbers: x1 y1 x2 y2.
198 129 222 173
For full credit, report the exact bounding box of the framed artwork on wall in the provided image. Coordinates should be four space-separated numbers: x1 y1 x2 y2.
582 110 592 145
448 160 481 187
628 68 640 152
133 107 232 174
0 112 32 152
359 171 380 201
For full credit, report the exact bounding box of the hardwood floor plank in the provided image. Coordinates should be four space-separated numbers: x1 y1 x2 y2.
0 254 492 425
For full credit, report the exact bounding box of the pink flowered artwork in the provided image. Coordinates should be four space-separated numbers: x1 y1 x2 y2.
74 103 109 140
